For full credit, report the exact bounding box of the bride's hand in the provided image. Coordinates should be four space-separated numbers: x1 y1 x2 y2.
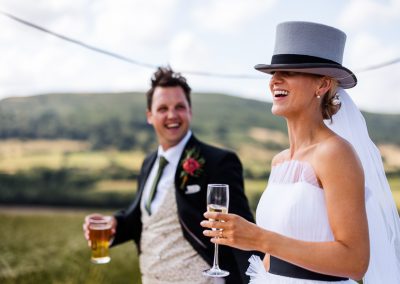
201 212 265 252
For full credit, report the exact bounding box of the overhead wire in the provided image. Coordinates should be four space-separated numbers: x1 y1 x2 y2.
354 58 400 73
1 9 399 79
0 9 261 79
0 10 156 69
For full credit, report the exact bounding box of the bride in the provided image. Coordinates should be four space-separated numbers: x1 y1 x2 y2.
201 21 400 283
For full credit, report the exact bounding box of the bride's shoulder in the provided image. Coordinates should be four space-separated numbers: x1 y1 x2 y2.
316 135 356 158
271 149 290 166
313 134 362 175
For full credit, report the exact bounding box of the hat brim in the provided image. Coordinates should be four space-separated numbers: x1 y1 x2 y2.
254 63 357 89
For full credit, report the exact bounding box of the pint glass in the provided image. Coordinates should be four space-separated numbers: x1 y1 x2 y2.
88 215 112 264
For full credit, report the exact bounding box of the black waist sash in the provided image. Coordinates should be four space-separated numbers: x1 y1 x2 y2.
270 256 349 281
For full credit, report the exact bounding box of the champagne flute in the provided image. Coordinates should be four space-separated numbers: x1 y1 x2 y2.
203 184 230 278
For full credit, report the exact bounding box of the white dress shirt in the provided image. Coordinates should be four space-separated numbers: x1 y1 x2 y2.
141 130 192 215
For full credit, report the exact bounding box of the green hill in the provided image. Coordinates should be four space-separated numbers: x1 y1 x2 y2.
0 92 284 151
0 92 399 149
1 92 400 208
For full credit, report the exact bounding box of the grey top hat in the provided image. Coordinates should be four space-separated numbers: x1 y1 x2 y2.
255 21 357 89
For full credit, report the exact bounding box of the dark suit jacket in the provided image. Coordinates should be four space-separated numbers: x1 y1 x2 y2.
112 134 261 283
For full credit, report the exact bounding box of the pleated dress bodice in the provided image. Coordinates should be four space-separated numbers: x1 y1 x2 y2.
247 160 357 284
256 160 334 242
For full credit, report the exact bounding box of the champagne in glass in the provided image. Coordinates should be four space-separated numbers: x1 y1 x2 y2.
203 184 230 278
207 204 228 215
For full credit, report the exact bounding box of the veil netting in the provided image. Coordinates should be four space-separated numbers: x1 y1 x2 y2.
325 89 400 283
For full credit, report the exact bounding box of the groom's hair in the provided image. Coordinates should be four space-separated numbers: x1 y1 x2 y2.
146 66 192 110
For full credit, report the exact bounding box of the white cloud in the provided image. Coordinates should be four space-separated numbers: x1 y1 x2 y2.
337 0 400 113
345 30 400 113
348 33 399 67
339 0 400 29
191 0 276 33
92 0 179 49
351 64 400 113
168 32 211 70
0 0 180 97
0 0 399 113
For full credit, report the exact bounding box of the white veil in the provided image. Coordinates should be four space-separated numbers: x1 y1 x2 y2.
325 89 400 283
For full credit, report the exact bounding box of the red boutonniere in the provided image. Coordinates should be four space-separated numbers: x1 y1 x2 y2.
180 147 205 189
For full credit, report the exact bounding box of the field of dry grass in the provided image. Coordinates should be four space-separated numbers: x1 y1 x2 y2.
379 144 400 171
0 139 399 209
0 139 145 173
0 137 399 284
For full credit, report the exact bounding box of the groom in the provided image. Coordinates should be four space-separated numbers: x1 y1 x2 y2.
84 66 258 284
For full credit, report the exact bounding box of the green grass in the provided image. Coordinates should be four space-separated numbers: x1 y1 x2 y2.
389 177 400 208
95 180 136 194
389 176 400 191
1 175 399 284
0 209 141 284
0 140 145 174
0 137 398 210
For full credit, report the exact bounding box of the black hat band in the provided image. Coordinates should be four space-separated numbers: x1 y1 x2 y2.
271 54 341 66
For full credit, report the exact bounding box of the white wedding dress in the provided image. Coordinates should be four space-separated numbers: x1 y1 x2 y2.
246 160 357 284
246 90 400 283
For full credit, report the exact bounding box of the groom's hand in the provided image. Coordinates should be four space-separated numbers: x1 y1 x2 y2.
83 213 117 247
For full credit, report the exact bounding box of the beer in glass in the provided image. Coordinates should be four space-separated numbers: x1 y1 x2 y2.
88 216 112 264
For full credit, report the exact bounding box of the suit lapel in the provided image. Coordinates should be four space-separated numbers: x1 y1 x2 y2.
175 135 201 191
138 151 157 196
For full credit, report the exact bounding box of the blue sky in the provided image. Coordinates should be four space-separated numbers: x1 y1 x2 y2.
0 0 399 113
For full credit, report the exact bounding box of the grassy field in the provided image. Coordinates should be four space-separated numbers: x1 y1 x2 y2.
1 139 399 210
389 177 400 208
0 208 141 284
0 139 145 174
0 136 399 284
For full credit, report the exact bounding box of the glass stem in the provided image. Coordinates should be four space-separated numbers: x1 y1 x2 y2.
213 243 220 269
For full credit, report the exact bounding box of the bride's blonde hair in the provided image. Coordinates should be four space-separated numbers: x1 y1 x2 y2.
321 79 340 120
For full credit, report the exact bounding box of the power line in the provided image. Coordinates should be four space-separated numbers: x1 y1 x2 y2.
0 10 156 69
1 9 399 78
0 9 261 79
355 58 400 73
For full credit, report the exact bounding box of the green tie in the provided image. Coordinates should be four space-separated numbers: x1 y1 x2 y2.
145 156 169 215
